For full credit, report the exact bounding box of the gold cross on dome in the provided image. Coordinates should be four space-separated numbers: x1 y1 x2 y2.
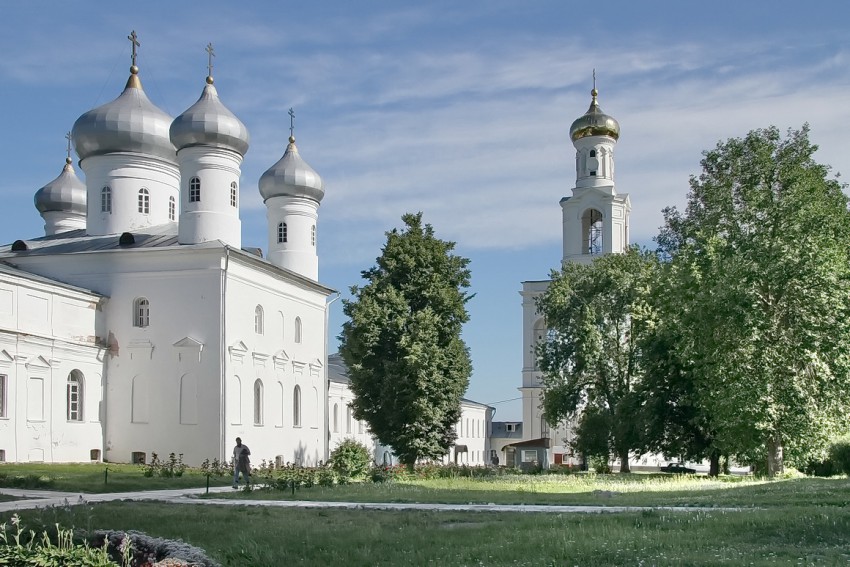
288 108 295 138
65 131 72 160
593 68 596 90
206 43 215 77
128 30 140 66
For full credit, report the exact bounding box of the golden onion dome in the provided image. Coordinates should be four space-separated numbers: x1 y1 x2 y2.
569 88 620 142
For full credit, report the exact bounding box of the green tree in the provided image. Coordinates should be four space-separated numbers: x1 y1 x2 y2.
658 126 850 476
339 213 472 467
636 274 724 475
536 247 658 472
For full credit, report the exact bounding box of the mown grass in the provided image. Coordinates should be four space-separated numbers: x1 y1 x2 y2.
217 473 850 509
3 466 850 565
0 463 233 493
5 500 850 566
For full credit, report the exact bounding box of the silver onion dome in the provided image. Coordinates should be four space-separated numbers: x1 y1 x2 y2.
258 136 324 202
34 158 87 214
569 88 620 142
72 67 177 163
170 77 250 155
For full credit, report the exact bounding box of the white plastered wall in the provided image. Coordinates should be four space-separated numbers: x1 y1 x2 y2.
0 274 105 463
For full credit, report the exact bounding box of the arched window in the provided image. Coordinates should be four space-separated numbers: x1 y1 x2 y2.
138 188 150 214
277 222 287 244
311 225 316 246
582 208 604 255
346 405 352 434
101 186 112 213
589 149 596 158
189 177 201 202
230 182 238 207
254 305 264 335
532 318 547 371
293 385 302 427
294 317 302 343
66 370 84 422
333 403 339 433
279 312 285 341
133 298 150 327
253 379 264 425
168 196 175 221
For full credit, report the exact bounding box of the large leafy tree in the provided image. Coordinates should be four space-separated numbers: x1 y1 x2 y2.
635 264 724 475
339 213 472 467
658 126 850 475
536 247 658 472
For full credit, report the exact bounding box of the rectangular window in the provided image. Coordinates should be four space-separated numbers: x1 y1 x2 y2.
0 374 6 418
522 450 538 463
506 423 516 432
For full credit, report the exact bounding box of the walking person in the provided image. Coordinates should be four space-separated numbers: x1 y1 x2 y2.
232 437 251 488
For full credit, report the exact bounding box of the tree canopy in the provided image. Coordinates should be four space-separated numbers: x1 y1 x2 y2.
536 247 659 472
657 125 850 475
339 213 472 466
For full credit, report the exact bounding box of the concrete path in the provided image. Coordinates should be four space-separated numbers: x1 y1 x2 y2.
0 486 743 515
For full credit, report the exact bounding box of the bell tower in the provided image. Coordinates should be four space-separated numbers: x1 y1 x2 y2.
560 80 630 265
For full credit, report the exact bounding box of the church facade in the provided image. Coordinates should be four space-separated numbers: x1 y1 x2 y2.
0 37 332 467
518 86 630 466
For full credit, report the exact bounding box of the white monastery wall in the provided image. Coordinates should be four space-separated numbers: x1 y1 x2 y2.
0 272 104 463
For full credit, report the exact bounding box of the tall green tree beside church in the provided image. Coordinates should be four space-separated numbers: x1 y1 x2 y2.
536 247 659 471
339 213 472 467
658 126 850 476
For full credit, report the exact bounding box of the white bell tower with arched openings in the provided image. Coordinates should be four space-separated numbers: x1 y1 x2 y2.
518 81 631 456
560 85 630 265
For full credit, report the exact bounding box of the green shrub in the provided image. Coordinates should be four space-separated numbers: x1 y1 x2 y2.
829 438 850 475
329 439 372 481
804 458 837 477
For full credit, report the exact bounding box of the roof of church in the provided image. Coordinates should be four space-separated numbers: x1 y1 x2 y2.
0 224 335 295
328 353 350 384
0 261 103 297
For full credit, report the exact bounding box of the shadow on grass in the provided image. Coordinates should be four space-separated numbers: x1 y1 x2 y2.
0 463 233 493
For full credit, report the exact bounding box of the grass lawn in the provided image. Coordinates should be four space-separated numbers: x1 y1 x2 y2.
5 500 850 566
217 473 850 508
3 466 850 565
0 462 233 493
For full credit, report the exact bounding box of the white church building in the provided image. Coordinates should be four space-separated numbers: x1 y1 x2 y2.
0 35 495 469
518 85 631 467
0 37 334 467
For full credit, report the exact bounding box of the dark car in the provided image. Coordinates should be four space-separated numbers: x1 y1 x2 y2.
659 462 696 474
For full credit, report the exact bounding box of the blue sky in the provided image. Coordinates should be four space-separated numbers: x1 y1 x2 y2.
2 2 849 421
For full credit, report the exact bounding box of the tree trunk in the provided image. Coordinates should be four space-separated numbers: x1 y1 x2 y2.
618 449 631 473
708 450 721 477
766 431 784 477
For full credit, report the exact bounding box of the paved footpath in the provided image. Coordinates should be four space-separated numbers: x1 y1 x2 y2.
0 487 744 515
